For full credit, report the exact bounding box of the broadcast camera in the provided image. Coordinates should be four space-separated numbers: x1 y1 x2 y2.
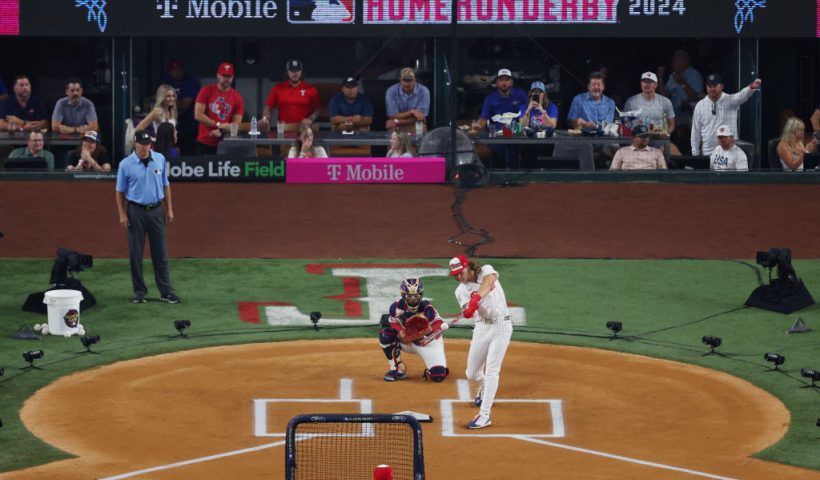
755 247 795 280
49 247 93 286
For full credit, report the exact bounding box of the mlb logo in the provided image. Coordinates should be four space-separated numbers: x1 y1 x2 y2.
288 0 355 24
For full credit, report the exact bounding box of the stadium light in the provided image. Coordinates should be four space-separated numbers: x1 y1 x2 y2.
701 336 725 357
800 368 820 388
310 311 321 332
22 350 44 369
606 321 622 339
174 320 191 337
80 335 101 354
763 353 785 371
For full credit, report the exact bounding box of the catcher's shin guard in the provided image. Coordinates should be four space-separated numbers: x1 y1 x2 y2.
379 327 399 360
423 365 449 383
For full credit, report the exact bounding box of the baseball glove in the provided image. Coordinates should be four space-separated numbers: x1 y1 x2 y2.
403 314 430 342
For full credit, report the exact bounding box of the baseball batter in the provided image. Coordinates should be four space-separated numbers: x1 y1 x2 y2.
450 255 513 429
378 278 450 382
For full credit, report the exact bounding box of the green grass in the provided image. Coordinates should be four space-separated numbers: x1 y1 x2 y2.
1 258 819 472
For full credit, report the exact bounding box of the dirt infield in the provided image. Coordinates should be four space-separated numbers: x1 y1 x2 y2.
4 339 818 480
2 181 820 259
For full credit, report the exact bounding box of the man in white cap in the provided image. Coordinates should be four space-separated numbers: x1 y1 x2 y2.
624 72 675 135
478 68 528 168
709 124 748 171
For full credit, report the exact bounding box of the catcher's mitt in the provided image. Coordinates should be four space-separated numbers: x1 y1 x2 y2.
403 314 430 342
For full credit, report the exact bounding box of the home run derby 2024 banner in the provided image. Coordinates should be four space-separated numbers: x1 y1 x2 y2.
10 0 818 37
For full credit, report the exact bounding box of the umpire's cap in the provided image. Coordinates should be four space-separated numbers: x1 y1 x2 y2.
449 255 468 276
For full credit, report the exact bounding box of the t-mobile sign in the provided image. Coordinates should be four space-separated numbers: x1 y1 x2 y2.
0 0 20 35
286 157 446 184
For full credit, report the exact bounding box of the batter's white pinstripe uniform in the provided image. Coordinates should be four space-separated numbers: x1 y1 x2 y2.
455 264 513 421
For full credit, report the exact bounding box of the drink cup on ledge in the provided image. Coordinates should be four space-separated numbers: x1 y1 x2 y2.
277 121 285 137
229 123 238 137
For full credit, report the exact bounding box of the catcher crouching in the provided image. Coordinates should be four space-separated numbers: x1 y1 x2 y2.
379 278 449 382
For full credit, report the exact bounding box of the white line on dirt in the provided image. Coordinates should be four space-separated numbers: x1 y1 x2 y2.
98 441 286 480
514 436 737 480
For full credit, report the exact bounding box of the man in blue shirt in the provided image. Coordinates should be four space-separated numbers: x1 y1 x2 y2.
329 76 375 156
479 68 528 169
567 71 616 129
329 76 374 132
385 68 430 133
115 130 180 304
0 75 47 132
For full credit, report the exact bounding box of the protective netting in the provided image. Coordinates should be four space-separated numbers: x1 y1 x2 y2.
290 421 416 480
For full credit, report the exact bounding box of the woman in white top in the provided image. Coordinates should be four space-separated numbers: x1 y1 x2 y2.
287 124 328 158
136 84 178 133
777 117 817 171
386 131 414 158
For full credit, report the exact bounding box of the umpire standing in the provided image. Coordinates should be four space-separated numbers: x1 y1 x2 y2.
115 130 181 304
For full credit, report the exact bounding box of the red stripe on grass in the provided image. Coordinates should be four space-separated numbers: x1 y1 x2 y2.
238 301 291 324
305 263 442 274
325 277 363 317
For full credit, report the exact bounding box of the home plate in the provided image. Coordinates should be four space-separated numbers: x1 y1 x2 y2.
394 410 433 423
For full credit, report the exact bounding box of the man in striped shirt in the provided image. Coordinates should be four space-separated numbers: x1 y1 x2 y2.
690 73 761 155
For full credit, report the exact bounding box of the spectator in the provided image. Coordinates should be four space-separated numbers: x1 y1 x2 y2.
386 131 414 158
51 78 99 135
193 62 244 155
385 67 430 133
777 117 817 171
657 50 703 123
8 130 55 171
691 74 761 155
624 72 675 134
479 68 528 169
154 122 180 158
0 75 6 102
160 59 200 153
329 76 374 132
810 104 820 134
567 71 616 130
0 75 48 132
709 124 748 171
287 124 328 158
518 81 557 130
65 130 111 171
609 125 666 170
260 59 321 131
136 84 178 133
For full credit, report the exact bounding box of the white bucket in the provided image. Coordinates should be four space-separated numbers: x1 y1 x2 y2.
43 289 83 336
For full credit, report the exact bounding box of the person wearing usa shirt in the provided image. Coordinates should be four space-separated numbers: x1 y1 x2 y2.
479 68 528 169
193 62 245 155
709 124 748 171
260 59 321 132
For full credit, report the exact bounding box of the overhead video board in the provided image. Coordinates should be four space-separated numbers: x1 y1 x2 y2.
11 0 820 38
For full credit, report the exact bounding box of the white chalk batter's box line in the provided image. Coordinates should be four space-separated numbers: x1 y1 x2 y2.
440 399 565 438
253 399 373 437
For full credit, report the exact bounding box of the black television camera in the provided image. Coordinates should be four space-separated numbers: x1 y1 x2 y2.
50 247 93 286
755 247 796 280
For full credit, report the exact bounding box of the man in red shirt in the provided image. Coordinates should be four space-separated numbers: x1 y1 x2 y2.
193 62 245 155
260 59 321 133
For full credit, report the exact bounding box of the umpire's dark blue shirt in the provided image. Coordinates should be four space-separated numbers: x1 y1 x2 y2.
116 151 169 205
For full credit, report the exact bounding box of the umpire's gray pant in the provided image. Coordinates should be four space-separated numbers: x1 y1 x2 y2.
127 203 174 296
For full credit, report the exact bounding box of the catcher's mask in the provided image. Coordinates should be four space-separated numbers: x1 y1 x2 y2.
400 278 424 313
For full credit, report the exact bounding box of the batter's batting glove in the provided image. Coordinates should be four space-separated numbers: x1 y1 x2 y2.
463 292 481 318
